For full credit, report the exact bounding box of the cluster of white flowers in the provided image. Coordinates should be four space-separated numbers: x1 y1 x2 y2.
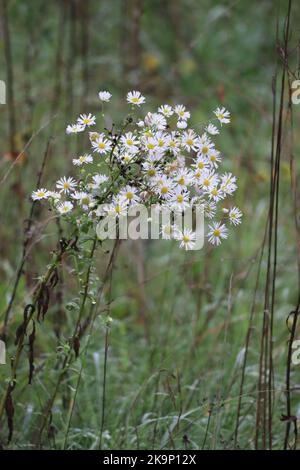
32 91 242 249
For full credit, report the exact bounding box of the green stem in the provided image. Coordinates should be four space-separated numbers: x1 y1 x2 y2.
36 236 98 448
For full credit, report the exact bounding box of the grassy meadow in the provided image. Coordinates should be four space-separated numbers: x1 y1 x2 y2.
0 0 300 450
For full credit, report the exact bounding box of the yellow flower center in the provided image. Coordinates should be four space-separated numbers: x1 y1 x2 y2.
213 229 221 237
98 142 106 149
183 235 190 243
186 139 194 146
177 195 184 203
203 179 210 187
197 162 204 169
147 143 155 150
126 192 133 200
132 97 140 103
202 146 208 154
161 186 168 194
178 177 185 185
63 182 70 189
148 169 156 177
37 191 45 197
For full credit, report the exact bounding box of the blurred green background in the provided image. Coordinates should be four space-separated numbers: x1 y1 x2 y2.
0 0 300 450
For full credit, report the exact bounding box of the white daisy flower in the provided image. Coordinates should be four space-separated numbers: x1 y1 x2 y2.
145 112 167 130
144 136 158 152
155 131 168 150
161 223 176 240
121 132 139 152
146 148 164 162
204 201 217 219
174 168 193 188
174 105 190 121
207 222 228 245
92 134 112 154
182 130 198 152
98 90 112 102
175 228 196 250
197 140 214 157
56 176 77 194
208 185 225 202
207 150 222 168
193 155 209 171
158 105 173 117
72 154 93 166
66 123 85 134
154 176 173 198
142 161 159 179
119 186 140 204
119 151 136 165
220 172 237 195
89 131 101 142
205 123 219 135
214 107 230 125
193 168 205 185
142 129 154 140
229 207 243 225
199 170 219 192
177 120 188 129
127 90 145 106
169 187 190 211
72 191 95 210
167 132 181 154
77 113 96 127
105 198 128 217
31 188 50 201
57 201 73 215
90 174 108 188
